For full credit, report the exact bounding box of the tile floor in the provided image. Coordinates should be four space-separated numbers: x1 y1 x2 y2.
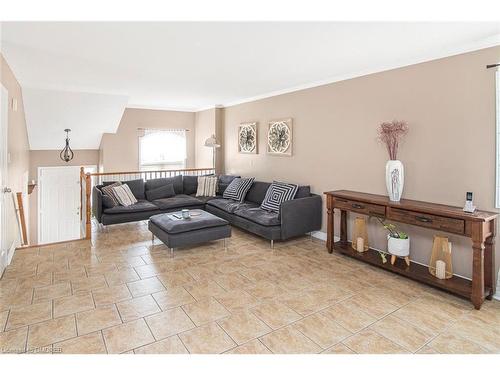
1 220 499 354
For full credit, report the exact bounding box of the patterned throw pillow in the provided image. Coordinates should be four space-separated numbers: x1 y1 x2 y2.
260 181 298 213
101 181 122 205
196 176 218 197
223 177 255 202
112 184 138 206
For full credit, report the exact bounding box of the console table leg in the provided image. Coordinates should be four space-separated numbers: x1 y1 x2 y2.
472 240 485 310
484 234 495 300
340 210 347 243
327 206 334 253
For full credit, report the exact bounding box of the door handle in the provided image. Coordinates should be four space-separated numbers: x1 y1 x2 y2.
3 187 11 193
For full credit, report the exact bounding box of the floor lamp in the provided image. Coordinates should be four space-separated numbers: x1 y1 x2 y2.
204 134 220 170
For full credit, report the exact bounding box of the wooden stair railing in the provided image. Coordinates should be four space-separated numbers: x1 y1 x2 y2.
80 167 216 241
15 192 28 246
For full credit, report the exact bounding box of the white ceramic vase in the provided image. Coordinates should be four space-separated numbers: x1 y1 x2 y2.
385 160 404 202
387 235 410 257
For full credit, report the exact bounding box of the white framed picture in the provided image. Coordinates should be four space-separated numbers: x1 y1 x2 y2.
267 118 292 156
238 122 258 154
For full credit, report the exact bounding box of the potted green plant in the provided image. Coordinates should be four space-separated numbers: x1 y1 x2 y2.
378 219 410 258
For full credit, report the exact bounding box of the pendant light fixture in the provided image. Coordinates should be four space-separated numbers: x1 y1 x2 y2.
59 129 74 162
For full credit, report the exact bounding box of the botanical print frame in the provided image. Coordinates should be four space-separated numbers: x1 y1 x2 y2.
267 118 293 156
238 122 258 154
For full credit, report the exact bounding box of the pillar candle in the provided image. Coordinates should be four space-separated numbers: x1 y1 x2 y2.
436 260 446 279
356 237 364 253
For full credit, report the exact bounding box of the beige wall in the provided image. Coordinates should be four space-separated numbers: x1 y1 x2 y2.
28 149 99 244
1 54 30 250
223 46 500 279
194 107 224 173
100 108 196 172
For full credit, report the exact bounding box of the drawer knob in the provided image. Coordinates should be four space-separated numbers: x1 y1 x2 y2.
416 216 432 223
352 203 364 209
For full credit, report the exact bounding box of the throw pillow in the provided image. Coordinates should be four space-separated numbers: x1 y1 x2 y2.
101 182 122 205
196 176 218 197
146 183 175 201
112 185 137 206
260 181 298 213
217 175 240 194
223 177 255 202
122 184 138 204
196 176 206 197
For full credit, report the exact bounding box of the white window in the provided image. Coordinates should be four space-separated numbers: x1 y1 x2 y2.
139 129 187 171
496 70 500 208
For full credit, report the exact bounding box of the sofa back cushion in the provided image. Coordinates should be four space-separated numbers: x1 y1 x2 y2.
183 175 198 195
295 185 311 199
245 181 271 204
145 184 176 201
103 179 145 200
145 175 183 195
218 175 240 194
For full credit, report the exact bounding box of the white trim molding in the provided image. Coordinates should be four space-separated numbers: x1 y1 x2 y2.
494 271 500 301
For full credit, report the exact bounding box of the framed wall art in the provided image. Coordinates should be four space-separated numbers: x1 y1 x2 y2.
267 118 292 156
238 122 258 154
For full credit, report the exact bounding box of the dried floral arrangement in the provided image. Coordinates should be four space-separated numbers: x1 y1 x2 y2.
377 120 409 160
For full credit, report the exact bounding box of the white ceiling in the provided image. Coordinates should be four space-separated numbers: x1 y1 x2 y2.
23 89 128 149
1 22 500 149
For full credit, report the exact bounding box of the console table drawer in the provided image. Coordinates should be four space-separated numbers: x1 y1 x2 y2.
388 207 465 234
334 198 385 217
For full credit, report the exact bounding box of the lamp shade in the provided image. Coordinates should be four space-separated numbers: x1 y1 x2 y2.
204 134 220 148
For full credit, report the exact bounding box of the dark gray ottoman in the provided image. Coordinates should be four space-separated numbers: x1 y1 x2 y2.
148 209 231 255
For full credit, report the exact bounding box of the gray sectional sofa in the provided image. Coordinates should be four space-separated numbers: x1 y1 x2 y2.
93 175 322 244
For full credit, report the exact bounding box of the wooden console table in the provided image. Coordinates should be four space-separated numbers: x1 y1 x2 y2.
324 190 498 310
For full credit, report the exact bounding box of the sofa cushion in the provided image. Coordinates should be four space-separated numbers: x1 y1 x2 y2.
145 184 175 201
183 175 198 195
103 200 158 214
245 181 271 204
191 195 219 204
152 194 204 210
218 175 240 194
295 185 311 199
234 206 280 226
145 175 183 195
123 179 145 200
102 194 117 209
206 198 243 214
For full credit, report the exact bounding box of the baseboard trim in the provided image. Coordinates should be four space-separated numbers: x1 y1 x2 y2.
8 241 16 264
17 238 90 250
311 231 340 243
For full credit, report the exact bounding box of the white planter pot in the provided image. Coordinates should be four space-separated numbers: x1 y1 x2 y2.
387 235 410 257
385 160 404 202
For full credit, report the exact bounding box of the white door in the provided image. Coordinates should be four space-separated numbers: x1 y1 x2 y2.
1 85 10 275
38 166 81 244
